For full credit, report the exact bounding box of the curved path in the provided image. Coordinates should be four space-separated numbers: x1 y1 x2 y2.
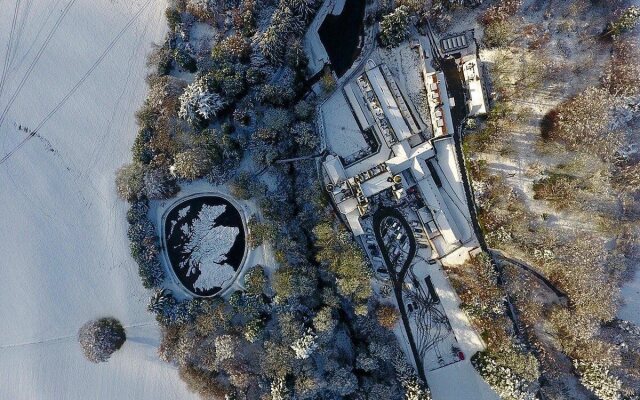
490 249 567 299
372 207 426 381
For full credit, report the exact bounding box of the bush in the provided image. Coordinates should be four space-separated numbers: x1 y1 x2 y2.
483 19 515 48
375 304 399 329
115 163 145 202
174 48 197 73
605 6 640 37
541 87 619 159
78 318 126 363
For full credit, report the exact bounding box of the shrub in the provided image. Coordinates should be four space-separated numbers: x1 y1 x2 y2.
605 6 640 37
574 360 622 400
483 19 515 48
376 304 399 329
541 87 620 159
174 48 197 73
78 318 126 363
115 163 145 202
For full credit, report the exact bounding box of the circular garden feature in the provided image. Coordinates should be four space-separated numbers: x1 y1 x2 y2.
164 195 246 297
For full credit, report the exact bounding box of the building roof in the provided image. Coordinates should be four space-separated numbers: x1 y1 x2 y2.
337 197 359 214
416 176 460 245
424 71 455 137
324 155 347 185
360 171 394 197
344 83 371 130
345 211 364 236
441 34 468 53
366 66 413 141
461 55 487 116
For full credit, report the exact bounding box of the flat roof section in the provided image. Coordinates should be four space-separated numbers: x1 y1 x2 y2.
461 56 487 116
324 155 348 185
417 176 460 245
441 34 468 53
344 83 372 130
366 66 413 142
423 71 455 137
360 171 394 197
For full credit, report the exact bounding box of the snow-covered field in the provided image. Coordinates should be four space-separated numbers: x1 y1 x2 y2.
0 0 197 398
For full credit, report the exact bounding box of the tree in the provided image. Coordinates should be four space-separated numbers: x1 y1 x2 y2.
574 360 622 400
376 304 399 329
291 121 318 151
605 6 640 37
78 318 126 363
115 163 145 202
178 77 227 125
604 37 640 97
244 264 267 296
143 167 178 199
379 6 410 48
248 217 277 248
171 149 211 180
290 328 318 359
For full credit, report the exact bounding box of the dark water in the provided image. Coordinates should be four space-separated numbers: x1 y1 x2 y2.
318 0 366 77
164 196 245 296
441 58 467 130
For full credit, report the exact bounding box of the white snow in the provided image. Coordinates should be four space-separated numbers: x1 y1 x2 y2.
178 204 239 291
0 0 197 398
619 266 640 325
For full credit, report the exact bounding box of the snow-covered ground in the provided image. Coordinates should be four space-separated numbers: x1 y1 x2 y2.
620 269 640 325
0 0 197 398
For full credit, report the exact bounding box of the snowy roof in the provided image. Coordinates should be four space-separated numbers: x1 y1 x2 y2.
360 171 394 197
345 211 365 236
424 71 455 137
417 176 460 245
441 34 468 53
323 155 347 184
337 197 359 214
344 83 371 130
461 56 487 116
366 67 413 141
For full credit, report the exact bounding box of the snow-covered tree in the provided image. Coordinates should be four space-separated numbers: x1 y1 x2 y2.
171 149 211 180
178 78 226 124
78 318 126 363
606 6 640 37
256 5 306 63
282 0 317 21
574 360 622 400
214 334 237 367
472 352 535 400
270 377 291 400
291 121 318 151
148 289 176 315
379 6 410 48
143 168 178 199
290 328 318 359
